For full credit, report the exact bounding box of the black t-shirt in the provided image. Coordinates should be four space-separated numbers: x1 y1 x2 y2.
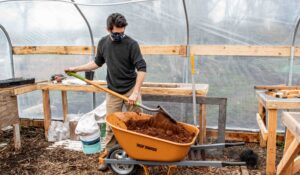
94 35 146 94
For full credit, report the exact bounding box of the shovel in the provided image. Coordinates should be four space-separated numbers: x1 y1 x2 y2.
66 72 177 124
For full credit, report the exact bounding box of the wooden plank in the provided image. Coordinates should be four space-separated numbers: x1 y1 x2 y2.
217 99 227 143
266 109 277 175
13 123 21 150
198 104 207 144
266 101 300 110
292 156 300 174
277 138 300 175
12 45 187 56
255 85 300 90
13 46 93 55
140 45 186 55
13 84 37 95
61 91 68 122
141 87 207 96
284 129 294 154
42 90 51 139
256 113 268 141
13 45 300 57
0 91 19 128
20 119 44 128
190 45 300 57
281 129 295 175
207 129 284 143
241 166 249 175
37 83 209 96
258 102 267 147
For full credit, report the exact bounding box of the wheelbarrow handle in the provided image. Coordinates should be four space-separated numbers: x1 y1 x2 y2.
190 142 245 150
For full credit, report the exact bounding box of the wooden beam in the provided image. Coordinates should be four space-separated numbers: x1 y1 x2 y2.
190 45 300 57
0 91 19 128
20 119 44 128
255 85 300 90
241 166 249 175
282 129 295 175
12 45 300 57
13 46 93 55
256 113 268 141
266 109 277 175
198 104 206 144
13 84 37 95
13 123 21 150
61 91 68 122
277 138 300 175
12 45 187 56
37 83 209 96
42 90 51 139
140 45 186 55
258 102 267 147
293 156 300 174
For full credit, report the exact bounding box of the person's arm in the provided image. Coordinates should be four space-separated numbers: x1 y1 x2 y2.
65 40 105 73
128 71 146 105
128 41 147 105
65 61 99 73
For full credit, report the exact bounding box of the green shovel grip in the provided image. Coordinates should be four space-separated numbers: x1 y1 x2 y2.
135 101 141 106
66 72 85 81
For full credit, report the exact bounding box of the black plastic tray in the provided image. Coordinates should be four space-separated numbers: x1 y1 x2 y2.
0 77 35 88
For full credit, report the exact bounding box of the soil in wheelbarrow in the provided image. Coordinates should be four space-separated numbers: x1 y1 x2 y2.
125 113 195 143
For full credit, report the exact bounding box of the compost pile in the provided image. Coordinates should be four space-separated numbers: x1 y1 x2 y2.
125 113 195 143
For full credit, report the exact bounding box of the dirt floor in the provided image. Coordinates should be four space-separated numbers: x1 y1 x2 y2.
0 126 288 175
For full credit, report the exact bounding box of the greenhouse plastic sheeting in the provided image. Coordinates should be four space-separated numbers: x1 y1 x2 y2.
0 31 11 79
0 0 300 131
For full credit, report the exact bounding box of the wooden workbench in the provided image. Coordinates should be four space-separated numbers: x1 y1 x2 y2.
37 82 209 143
256 91 300 175
0 84 38 149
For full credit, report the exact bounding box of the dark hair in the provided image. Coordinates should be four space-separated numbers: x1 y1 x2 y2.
107 13 128 31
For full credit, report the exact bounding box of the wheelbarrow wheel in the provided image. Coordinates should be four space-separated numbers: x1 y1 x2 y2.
108 144 138 175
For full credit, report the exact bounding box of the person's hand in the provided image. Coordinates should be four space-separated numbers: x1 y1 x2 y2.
64 67 77 73
128 91 139 105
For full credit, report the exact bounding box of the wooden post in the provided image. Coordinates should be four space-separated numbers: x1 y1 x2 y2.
266 109 277 175
292 156 300 174
280 129 295 175
258 102 267 147
277 138 300 175
199 104 207 144
13 123 21 150
217 99 227 143
61 91 68 122
42 90 51 139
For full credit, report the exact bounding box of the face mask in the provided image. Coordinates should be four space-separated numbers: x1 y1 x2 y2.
110 32 125 42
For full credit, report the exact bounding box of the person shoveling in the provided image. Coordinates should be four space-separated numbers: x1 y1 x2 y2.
65 13 176 172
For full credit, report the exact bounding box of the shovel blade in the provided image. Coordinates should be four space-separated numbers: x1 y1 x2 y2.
157 105 177 124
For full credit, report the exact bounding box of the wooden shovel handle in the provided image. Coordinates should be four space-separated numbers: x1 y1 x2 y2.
67 72 129 102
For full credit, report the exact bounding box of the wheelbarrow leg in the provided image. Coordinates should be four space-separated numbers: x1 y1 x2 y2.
141 165 150 175
167 165 177 175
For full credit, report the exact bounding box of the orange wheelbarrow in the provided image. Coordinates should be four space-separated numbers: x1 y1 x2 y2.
100 112 246 175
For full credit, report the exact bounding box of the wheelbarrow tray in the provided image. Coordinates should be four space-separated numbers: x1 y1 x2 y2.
106 112 199 162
